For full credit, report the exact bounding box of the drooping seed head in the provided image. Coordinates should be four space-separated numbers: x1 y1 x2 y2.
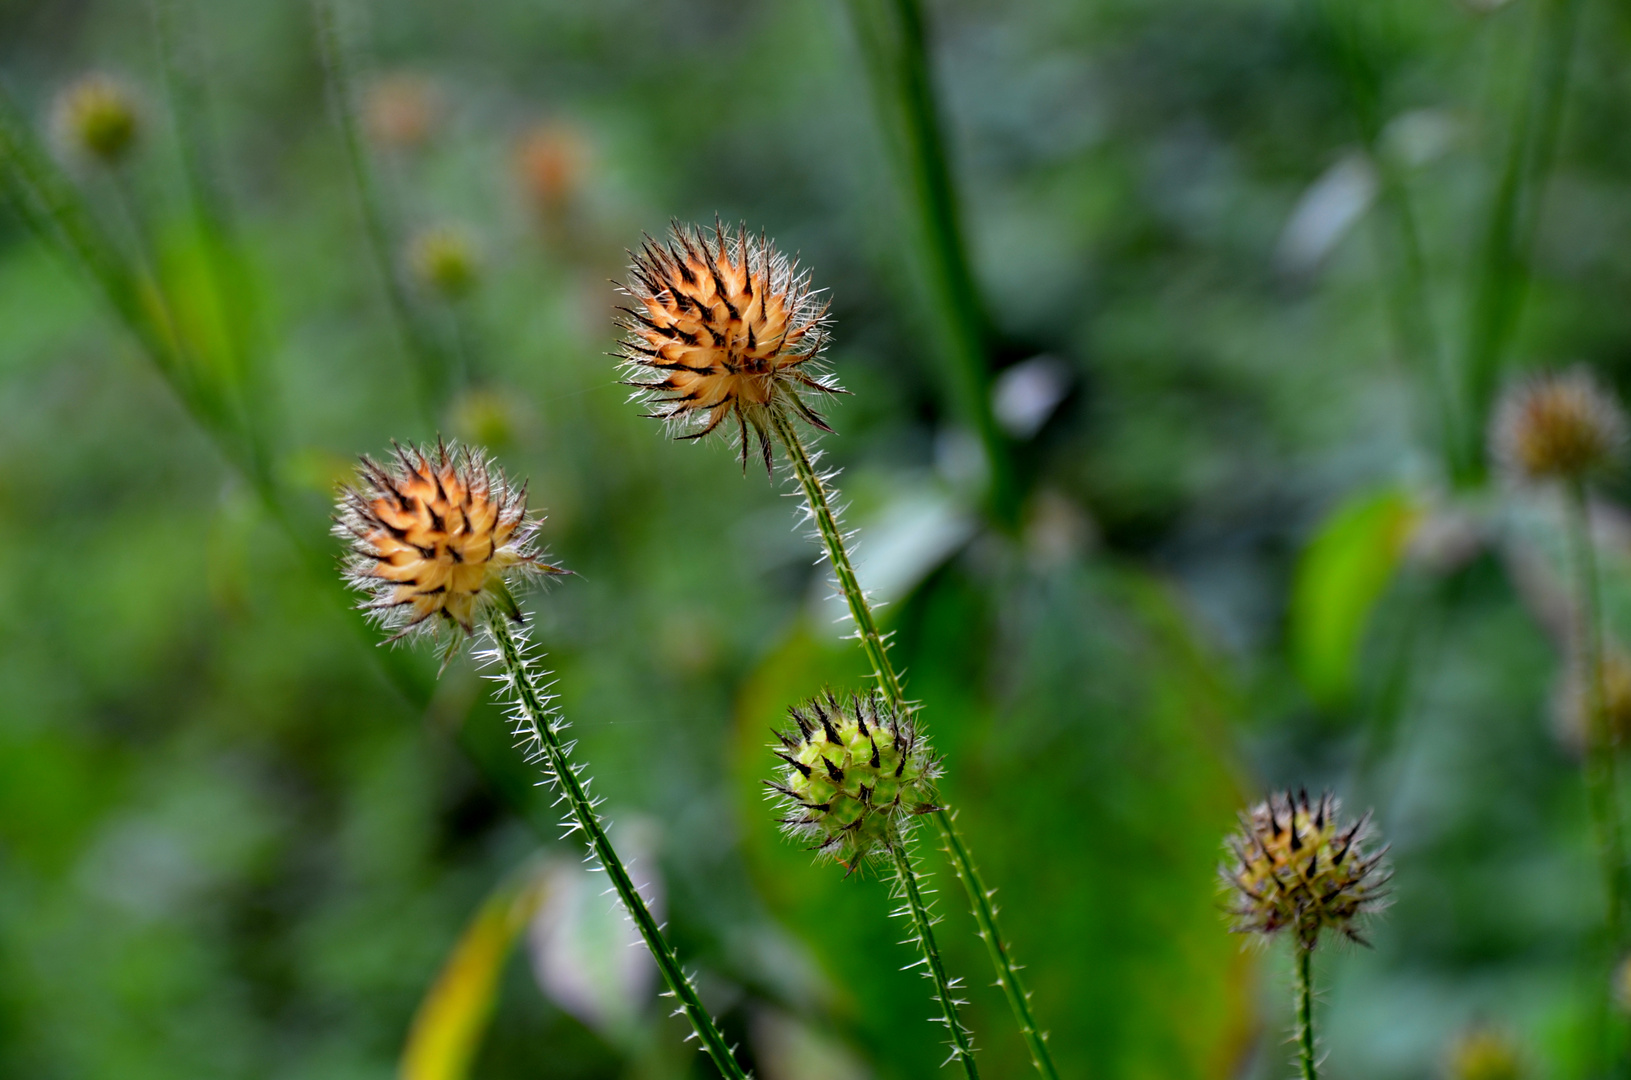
616 221 839 473
1445 1026 1524 1080
1491 367 1627 483
766 691 940 871
54 74 140 166
334 441 564 648
1222 789 1390 950
407 225 481 301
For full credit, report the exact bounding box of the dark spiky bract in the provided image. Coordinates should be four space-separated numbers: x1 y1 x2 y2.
616 220 839 472
333 441 564 650
1223 789 1390 950
1491 367 1628 483
767 691 941 871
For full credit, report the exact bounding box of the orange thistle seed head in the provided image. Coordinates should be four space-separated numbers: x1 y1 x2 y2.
334 442 564 652
616 220 840 473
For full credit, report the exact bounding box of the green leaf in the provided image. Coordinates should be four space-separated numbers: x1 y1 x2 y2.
1290 485 1422 708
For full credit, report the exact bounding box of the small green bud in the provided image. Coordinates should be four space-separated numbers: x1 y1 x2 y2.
407 225 481 301
766 691 940 871
54 74 141 166
1446 1026 1524 1080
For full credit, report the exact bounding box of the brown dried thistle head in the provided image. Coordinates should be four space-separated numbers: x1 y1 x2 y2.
1222 789 1390 951
54 74 141 167
1491 367 1628 483
334 441 565 654
616 220 839 473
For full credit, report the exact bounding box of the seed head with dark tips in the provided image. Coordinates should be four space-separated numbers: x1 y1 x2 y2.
616 220 839 473
1491 367 1627 483
766 691 940 871
333 441 565 651
1222 789 1390 950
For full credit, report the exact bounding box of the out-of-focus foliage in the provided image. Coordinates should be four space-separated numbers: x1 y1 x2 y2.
3 0 1631 1078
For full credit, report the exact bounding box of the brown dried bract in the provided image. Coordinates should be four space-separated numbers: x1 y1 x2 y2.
616 220 839 472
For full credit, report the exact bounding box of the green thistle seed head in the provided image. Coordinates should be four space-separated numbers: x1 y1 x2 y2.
767 691 940 870
1446 1026 1525 1080
408 225 481 301
54 74 141 166
1222 789 1390 950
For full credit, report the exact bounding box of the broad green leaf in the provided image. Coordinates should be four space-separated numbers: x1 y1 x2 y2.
1291 486 1422 708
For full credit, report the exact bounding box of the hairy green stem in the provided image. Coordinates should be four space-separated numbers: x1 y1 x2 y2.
769 405 1049 1078
890 841 980 1079
1295 944 1317 1080
1566 481 1626 948
483 616 748 1080
837 0 1017 528
311 0 456 421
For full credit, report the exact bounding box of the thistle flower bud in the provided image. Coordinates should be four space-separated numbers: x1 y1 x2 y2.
54 74 140 166
1491 367 1627 483
766 691 940 870
407 225 481 301
1445 1026 1524 1080
1222 789 1390 950
617 221 838 472
333 441 564 647
363 73 441 152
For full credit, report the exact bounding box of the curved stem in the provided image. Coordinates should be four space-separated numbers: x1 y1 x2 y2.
891 841 980 1079
1295 943 1317 1080
1566 481 1626 948
484 615 750 1080
769 405 1047 1077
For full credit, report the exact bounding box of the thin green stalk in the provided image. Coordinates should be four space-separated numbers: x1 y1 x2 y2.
311 0 455 422
1294 943 1318 1080
1459 0 1584 483
768 405 1051 1079
1566 480 1626 948
890 840 979 1080
837 0 1017 528
482 615 750 1080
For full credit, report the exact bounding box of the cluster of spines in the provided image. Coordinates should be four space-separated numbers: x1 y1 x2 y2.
1223 788 1390 950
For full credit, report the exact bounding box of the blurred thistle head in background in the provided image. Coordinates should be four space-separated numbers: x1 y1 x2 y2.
514 121 585 223
767 691 941 872
52 73 140 167
1223 789 1390 950
362 73 442 152
407 224 481 302
1445 1025 1525 1080
334 441 564 650
616 221 838 473
1491 367 1628 484
1552 645 1631 756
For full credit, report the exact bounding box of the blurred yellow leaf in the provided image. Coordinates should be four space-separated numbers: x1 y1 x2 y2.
399 867 549 1080
1290 485 1422 708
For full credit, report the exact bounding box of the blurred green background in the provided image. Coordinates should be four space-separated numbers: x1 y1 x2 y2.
2 0 1629 1077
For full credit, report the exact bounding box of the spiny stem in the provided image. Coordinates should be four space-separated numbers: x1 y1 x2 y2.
1566 480 1626 949
311 0 456 422
769 405 1049 1078
1295 943 1317 1080
939 812 1057 1080
483 615 750 1080
891 840 979 1080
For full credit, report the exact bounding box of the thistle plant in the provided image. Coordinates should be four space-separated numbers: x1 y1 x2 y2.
335 441 750 1080
617 221 1048 1078
53 74 141 167
1223 790 1390 1080
1492 368 1629 946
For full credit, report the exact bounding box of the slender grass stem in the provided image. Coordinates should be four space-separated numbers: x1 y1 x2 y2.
1294 943 1318 1080
1459 0 1584 482
837 0 1016 528
1566 480 1626 946
482 615 750 1080
311 0 455 422
768 404 1048 1078
890 840 980 1079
